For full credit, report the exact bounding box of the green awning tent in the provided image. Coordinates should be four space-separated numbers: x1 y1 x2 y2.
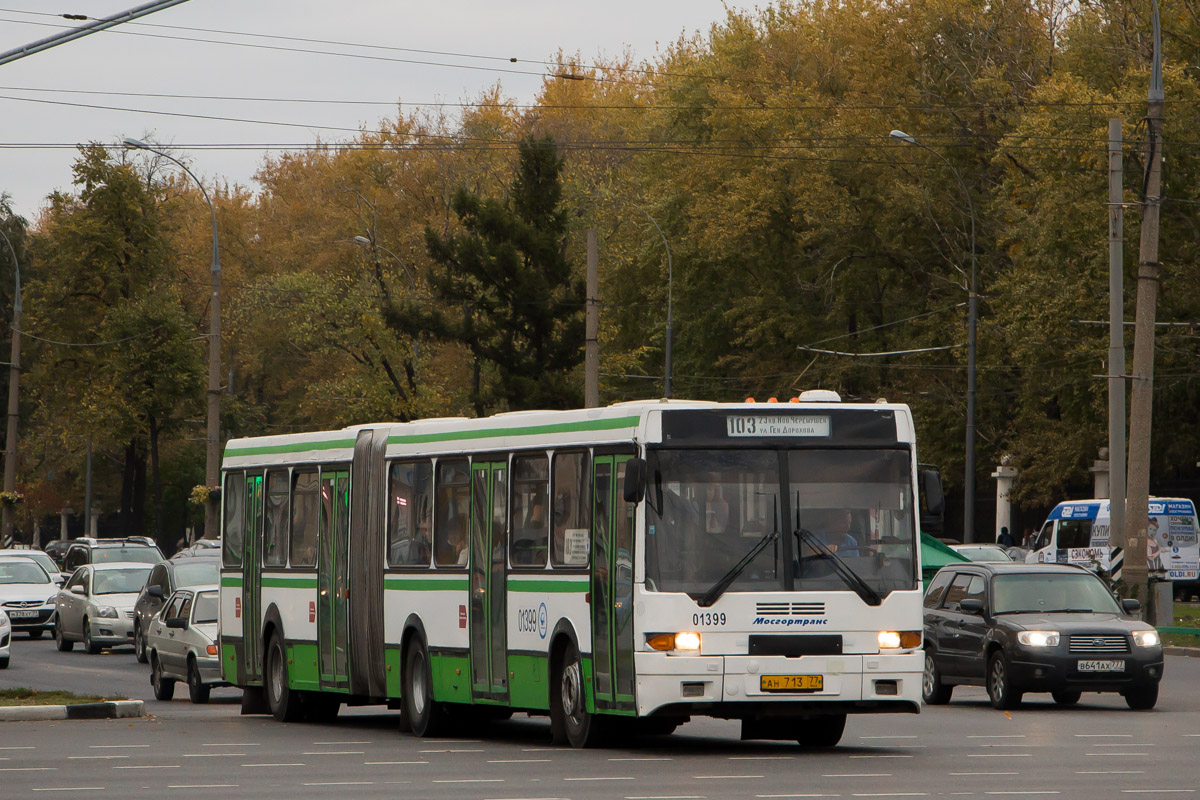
921 532 970 589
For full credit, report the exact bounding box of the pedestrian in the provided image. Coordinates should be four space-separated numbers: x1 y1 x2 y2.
997 526 1014 548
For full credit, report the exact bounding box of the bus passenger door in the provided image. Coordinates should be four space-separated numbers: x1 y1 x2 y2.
318 469 351 689
243 473 264 683
470 461 509 702
592 455 636 711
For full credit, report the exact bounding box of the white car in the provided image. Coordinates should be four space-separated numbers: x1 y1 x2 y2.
0 609 10 668
0 555 58 638
54 562 153 653
0 549 65 587
147 585 226 703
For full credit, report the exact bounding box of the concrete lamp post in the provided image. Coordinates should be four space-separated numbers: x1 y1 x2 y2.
890 129 979 543
0 225 20 542
122 137 222 541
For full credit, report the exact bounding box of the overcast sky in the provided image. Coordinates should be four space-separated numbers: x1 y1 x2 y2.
0 1 759 220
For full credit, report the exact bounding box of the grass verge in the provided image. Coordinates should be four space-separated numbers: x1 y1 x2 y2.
1164 601 1200 647
0 688 125 707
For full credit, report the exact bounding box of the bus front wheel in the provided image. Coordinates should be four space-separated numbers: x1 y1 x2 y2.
403 637 446 737
551 640 601 748
797 713 846 748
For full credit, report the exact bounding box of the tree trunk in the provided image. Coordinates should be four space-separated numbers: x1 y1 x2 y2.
120 441 136 536
149 412 165 551
132 445 147 537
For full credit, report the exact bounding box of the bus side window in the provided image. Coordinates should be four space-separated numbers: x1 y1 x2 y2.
511 454 549 568
389 460 433 567
263 470 290 568
434 460 470 568
1057 519 1092 550
290 470 319 567
223 471 245 568
551 451 590 568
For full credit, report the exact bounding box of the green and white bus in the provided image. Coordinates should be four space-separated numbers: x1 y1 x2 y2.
219 396 941 746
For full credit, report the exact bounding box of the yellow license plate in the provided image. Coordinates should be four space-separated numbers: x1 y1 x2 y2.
760 674 823 693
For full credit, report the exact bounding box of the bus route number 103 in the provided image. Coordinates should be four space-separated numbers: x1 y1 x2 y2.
693 612 726 626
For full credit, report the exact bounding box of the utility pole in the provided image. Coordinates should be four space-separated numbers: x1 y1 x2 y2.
585 229 599 408
1107 119 1126 561
1123 1 1165 613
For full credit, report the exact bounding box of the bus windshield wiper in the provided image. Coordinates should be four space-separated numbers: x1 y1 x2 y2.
794 527 882 607
697 528 779 608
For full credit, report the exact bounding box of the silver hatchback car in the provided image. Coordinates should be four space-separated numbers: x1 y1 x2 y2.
146 586 226 703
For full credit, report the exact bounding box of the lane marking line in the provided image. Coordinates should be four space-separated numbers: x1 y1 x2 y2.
1075 771 1144 775
241 763 306 767
951 773 1018 776
1120 791 1194 795
114 765 180 770
967 754 1031 758
610 757 673 761
68 756 129 760
968 735 1025 739
850 755 914 759
182 753 247 758
166 785 238 790
303 782 374 786
364 761 429 765
89 745 150 749
0 767 57 772
565 777 636 781
824 774 892 778
32 788 105 793
202 743 260 747
694 775 764 780
1085 753 1149 757
419 749 484 753
300 751 365 755
730 756 793 761
433 778 506 783
311 741 372 745
1075 734 1131 738
487 759 553 763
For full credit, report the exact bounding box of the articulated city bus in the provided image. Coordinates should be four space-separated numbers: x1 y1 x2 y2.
218 396 941 747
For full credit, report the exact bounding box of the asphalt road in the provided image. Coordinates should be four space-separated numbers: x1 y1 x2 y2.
2 634 1199 799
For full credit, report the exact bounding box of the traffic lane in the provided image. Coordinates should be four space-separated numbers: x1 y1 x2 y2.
0 706 1196 800
0 635 242 713
0 654 1197 799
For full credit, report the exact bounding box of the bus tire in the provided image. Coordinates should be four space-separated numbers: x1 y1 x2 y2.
552 640 602 748
266 634 303 722
797 713 846 748
403 637 446 737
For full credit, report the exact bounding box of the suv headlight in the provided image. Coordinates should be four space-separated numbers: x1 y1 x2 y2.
1132 630 1160 647
1017 630 1059 647
96 606 119 619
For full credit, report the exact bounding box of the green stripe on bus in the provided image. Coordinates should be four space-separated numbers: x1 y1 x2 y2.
387 416 640 445
508 579 589 593
384 577 470 591
221 576 243 587
225 438 357 457
262 577 318 589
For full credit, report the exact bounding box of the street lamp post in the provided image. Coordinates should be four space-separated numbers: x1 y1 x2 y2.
0 225 20 542
635 209 674 399
890 129 979 543
353 235 418 290
123 137 222 541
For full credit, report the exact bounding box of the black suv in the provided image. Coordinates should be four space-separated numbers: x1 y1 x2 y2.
62 538 164 574
922 562 1163 710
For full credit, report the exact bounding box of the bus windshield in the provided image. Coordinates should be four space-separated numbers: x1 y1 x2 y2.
644 448 917 597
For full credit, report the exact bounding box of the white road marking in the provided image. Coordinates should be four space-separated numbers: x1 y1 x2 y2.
433 778 506 784
523 748 562 752
364 761 429 765
984 793 1060 796
969 735 1025 739
1120 791 1194 795
300 751 365 755
967 754 1031 758
303 782 375 786
824 774 892 778
114 765 180 770
419 749 483 753
1075 771 1144 775
951 773 1018 777
565 777 636 782
487 759 552 763
182 753 248 758
1092 743 1152 747
89 745 150 749
202 742 259 747
851 794 928 797
0 767 57 772
731 756 793 761
241 763 306 767
850 755 914 759
427 739 483 744
68 756 129 760
312 740 372 744
756 795 841 798
626 796 706 800
610 757 673 761
0 746 35 750
1075 734 1131 738
859 735 918 739
167 785 238 790
1085 753 1149 757
694 775 764 780
32 788 105 793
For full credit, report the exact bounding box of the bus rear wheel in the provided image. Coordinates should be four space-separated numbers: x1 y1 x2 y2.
797 713 846 748
266 634 303 722
551 640 602 748
403 637 446 737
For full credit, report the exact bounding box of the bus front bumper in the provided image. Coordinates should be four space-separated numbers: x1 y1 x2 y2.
633 652 922 718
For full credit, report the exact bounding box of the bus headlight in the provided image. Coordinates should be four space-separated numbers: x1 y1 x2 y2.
1017 630 1059 647
646 632 702 652
1132 630 1160 647
878 630 922 649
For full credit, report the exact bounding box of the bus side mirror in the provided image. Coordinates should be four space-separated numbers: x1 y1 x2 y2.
623 458 648 503
919 469 945 534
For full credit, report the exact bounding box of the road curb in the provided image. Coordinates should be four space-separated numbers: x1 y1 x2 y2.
1165 645 1200 657
0 700 143 722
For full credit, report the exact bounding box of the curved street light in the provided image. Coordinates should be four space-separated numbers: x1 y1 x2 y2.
353 235 417 290
890 129 979 543
0 224 20 541
123 137 222 541
635 208 674 399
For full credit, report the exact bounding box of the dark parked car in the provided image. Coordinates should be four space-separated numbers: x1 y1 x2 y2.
62 538 164 574
922 562 1163 710
133 556 220 663
43 540 71 569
